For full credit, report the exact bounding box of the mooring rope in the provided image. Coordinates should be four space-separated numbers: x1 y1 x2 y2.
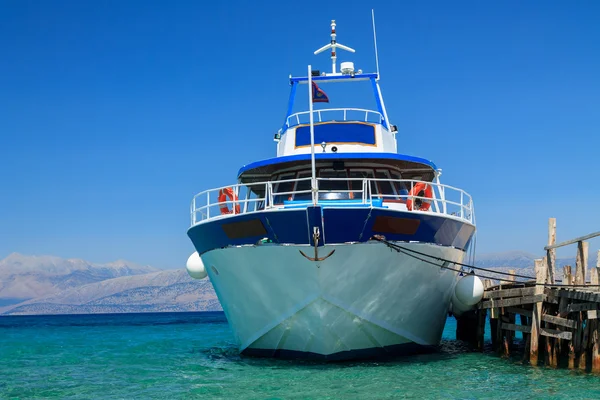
371 236 600 288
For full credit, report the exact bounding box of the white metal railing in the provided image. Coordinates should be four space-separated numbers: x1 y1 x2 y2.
284 108 384 130
190 177 474 226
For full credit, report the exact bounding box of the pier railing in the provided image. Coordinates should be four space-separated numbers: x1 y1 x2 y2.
190 177 474 226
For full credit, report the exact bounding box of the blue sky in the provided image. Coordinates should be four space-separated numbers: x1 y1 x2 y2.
1 1 599 268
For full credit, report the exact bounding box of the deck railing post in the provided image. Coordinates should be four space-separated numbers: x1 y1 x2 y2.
191 198 195 225
208 193 212 219
233 186 238 215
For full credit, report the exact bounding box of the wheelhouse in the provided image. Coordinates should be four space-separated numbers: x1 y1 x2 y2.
236 153 439 208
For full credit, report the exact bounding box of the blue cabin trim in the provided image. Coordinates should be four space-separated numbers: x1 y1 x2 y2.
284 81 297 126
281 73 391 132
187 206 475 256
370 78 388 130
237 152 437 178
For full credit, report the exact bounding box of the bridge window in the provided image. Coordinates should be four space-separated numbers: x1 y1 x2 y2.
273 173 296 204
318 170 351 200
373 170 396 198
273 168 413 203
295 123 376 148
294 172 312 201
391 171 409 200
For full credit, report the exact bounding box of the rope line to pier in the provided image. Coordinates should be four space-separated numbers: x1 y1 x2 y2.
370 236 535 279
371 236 600 288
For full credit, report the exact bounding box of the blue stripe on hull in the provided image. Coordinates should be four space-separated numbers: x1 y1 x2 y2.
187 207 475 255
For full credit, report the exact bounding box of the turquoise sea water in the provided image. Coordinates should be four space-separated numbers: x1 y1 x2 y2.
1 312 600 399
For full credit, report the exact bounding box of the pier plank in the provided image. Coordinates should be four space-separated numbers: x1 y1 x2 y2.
541 328 573 341
567 303 600 313
479 294 545 310
501 323 572 340
544 231 600 251
503 307 575 328
483 287 535 299
557 290 600 303
542 314 578 329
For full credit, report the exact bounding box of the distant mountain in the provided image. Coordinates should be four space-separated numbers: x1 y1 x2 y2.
475 251 538 269
1 249 596 316
476 250 599 271
0 253 159 304
1 269 219 315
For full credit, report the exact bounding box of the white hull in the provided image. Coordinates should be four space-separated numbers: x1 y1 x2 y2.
201 241 465 359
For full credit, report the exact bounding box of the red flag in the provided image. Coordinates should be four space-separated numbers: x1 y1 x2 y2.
312 81 329 103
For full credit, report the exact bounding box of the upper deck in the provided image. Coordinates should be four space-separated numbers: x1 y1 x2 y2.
276 108 397 157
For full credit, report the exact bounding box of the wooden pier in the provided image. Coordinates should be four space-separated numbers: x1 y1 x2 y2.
457 218 600 372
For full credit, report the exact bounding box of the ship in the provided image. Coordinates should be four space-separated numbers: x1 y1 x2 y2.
186 17 477 360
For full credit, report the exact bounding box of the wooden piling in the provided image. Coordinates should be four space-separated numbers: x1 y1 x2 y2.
508 269 516 283
530 258 546 366
563 265 572 288
575 241 588 287
574 242 589 369
547 218 556 284
477 280 492 351
592 251 600 373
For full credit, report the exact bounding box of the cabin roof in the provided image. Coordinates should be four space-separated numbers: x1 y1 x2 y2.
237 152 437 183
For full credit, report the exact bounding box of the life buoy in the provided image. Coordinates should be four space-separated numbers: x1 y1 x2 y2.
406 182 433 211
218 187 240 215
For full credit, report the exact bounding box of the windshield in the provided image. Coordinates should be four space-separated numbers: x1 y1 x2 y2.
272 167 412 203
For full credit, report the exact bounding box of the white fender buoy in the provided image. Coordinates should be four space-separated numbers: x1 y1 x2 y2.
450 291 472 317
186 252 207 279
455 274 484 306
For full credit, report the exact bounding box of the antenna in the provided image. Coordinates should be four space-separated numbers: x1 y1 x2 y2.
372 9 380 80
313 20 355 74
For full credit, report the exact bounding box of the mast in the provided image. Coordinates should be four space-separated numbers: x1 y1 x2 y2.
313 20 355 75
308 65 317 205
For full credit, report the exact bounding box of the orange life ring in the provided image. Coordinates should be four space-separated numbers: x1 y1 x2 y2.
406 182 433 211
218 187 240 215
